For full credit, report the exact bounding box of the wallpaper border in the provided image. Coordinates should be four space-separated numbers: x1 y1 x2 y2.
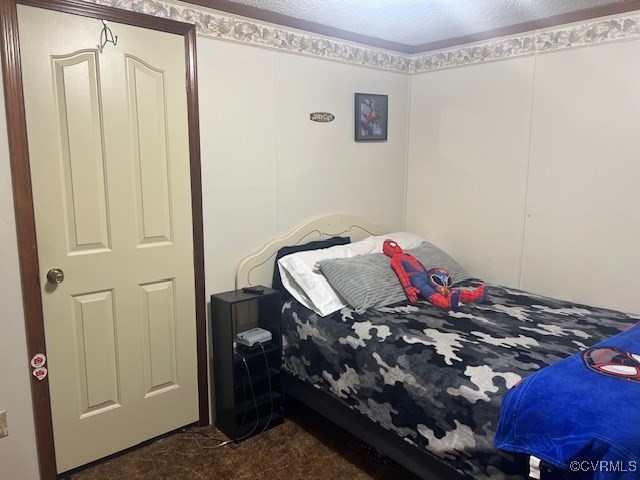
86 0 640 74
413 13 640 73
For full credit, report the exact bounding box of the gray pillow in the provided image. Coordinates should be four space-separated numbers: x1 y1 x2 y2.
317 242 472 313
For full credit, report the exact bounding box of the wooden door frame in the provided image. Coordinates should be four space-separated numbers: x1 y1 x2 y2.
0 0 208 477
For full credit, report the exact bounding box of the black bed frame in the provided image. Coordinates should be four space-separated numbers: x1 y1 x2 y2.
283 373 467 480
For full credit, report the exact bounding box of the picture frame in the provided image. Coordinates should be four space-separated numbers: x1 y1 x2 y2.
355 93 388 142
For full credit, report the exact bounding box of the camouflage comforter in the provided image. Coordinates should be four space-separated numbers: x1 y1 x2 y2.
281 280 639 479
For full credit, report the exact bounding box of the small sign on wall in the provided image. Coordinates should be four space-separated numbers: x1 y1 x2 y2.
310 112 335 122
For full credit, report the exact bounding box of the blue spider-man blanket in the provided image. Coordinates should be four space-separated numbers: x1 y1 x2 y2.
495 322 640 478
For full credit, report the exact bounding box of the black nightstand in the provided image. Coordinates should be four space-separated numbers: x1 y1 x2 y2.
210 286 283 441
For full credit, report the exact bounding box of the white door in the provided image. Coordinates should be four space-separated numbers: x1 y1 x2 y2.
17 5 199 472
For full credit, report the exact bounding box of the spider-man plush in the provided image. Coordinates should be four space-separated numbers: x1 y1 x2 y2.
383 239 487 310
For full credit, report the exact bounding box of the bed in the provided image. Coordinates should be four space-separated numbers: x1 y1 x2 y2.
235 215 639 479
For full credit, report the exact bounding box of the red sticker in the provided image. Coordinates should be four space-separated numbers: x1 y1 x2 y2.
32 367 48 381
31 353 46 368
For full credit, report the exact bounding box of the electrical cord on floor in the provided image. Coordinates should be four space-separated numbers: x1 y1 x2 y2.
180 432 233 449
176 428 233 449
177 430 227 441
177 349 260 449
191 437 235 449
179 345 273 449
176 350 258 449
178 428 233 448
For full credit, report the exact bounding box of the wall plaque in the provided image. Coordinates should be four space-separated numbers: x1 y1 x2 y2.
310 112 335 122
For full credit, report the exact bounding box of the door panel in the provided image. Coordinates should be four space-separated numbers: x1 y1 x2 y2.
72 289 120 417
53 50 112 254
17 5 198 472
127 55 174 246
140 279 178 396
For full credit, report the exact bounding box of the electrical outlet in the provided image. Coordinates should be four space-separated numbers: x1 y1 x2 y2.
0 411 8 438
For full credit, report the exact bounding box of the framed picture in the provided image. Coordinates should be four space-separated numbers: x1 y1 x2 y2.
355 93 388 142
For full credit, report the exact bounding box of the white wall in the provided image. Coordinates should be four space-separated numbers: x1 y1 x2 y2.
200 40 409 297
521 40 640 312
0 69 40 480
407 57 534 286
407 39 640 314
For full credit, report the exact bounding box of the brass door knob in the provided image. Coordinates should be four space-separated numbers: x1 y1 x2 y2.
46 268 64 285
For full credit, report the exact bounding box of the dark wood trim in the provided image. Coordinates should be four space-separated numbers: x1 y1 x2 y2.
0 1 207 478
183 0 640 54
0 1 57 478
16 0 193 34
184 25 210 427
411 0 640 53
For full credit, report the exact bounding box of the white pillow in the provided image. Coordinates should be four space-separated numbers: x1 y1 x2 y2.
368 232 426 252
278 232 425 316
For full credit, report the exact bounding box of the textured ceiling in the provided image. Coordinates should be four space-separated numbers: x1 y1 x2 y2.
224 0 626 46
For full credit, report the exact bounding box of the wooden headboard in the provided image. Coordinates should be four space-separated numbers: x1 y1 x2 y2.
235 214 389 289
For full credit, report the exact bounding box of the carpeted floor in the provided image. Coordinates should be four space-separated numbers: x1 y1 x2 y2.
67 401 419 479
